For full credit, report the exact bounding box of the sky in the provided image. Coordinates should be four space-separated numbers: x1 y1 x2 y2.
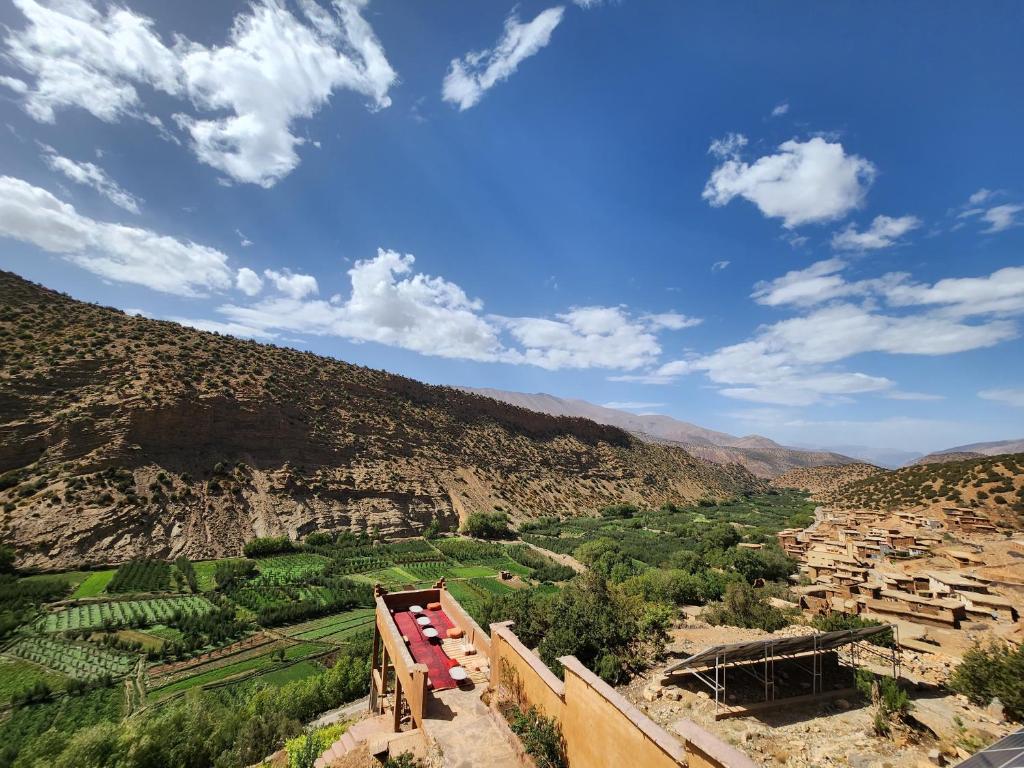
0 0 1022 461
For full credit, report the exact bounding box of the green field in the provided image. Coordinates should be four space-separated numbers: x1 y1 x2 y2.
448 565 499 579
150 651 280 699
255 660 323 686
70 570 116 598
0 656 68 702
255 553 329 580
7 636 137 682
284 608 376 642
192 558 248 591
41 595 215 632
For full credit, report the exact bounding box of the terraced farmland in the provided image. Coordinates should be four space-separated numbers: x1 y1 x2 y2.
0 656 68 702
255 553 329 579
445 577 514 616
283 608 376 643
7 636 137 682
40 595 215 632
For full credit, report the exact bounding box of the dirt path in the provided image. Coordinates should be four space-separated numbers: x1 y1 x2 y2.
519 540 587 574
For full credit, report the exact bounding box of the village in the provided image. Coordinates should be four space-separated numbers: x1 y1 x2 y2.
614 503 1024 768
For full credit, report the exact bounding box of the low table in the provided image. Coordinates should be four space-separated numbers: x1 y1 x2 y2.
422 627 439 639
409 605 423 614
416 616 432 626
449 666 468 682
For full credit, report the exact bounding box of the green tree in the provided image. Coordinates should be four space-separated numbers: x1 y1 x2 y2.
704 582 791 632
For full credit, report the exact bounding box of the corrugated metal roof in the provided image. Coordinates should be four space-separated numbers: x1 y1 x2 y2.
665 625 891 672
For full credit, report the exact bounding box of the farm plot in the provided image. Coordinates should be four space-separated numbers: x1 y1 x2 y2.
284 608 375 642
445 578 513 617
106 559 170 593
7 636 137 682
41 595 215 632
0 656 68 702
192 558 247 591
71 570 116 598
255 554 328 580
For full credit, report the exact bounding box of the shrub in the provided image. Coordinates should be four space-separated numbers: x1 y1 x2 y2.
243 536 295 558
949 641 1024 722
303 532 333 547
704 582 791 633
461 511 514 540
505 705 567 768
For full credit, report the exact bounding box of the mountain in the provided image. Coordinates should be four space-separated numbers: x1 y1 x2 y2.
804 444 924 469
0 272 763 570
771 463 887 499
829 453 1024 520
909 439 1024 466
460 387 857 478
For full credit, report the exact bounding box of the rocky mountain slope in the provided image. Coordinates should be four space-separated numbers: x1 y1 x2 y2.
0 272 763 570
461 387 857 478
775 455 1024 523
909 438 1024 466
771 463 887 499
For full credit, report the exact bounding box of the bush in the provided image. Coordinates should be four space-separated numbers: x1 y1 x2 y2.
461 511 514 540
704 582 791 633
243 536 295 558
505 705 566 768
949 641 1024 722
303 532 333 547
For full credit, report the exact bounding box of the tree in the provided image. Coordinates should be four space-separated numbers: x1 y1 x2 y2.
461 511 513 539
0 543 15 573
574 538 642 582
704 582 791 632
950 641 1024 722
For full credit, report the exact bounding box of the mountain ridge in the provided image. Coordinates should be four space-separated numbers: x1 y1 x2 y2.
460 387 858 478
0 271 763 570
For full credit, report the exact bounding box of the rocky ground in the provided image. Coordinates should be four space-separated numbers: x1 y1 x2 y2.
622 620 1018 767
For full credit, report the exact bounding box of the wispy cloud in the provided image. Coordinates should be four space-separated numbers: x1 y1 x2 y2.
442 7 565 111
39 143 141 214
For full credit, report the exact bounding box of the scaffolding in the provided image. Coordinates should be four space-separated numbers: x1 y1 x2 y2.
665 625 901 719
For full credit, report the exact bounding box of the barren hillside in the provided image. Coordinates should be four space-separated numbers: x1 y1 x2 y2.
771 463 886 500
909 439 1024 466
0 272 763 570
463 387 857 478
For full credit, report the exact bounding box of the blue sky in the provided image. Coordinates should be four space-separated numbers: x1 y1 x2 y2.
1 0 1022 458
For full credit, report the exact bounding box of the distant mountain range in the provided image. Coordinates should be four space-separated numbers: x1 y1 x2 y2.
459 388 858 478
910 438 1024 466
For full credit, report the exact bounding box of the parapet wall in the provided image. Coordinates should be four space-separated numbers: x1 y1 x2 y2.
488 622 756 768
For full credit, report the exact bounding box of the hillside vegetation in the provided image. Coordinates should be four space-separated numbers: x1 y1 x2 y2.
771 463 886 499
776 454 1024 522
0 272 761 569
830 453 1024 516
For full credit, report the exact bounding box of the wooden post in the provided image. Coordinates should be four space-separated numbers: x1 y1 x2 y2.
392 676 403 733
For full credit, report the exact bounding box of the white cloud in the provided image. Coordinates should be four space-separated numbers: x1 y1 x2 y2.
263 268 319 299
174 0 395 187
703 137 876 228
169 316 278 341
442 6 564 111
0 175 233 296
711 260 730 272
831 214 921 251
235 267 264 296
202 249 687 371
752 258 855 307
236 229 253 247
968 188 994 205
643 312 703 330
980 204 1024 233
3 0 396 186
884 391 945 401
770 102 789 117
979 388 1024 408
708 132 748 159
624 258 1023 404
0 75 28 94
39 143 141 213
502 306 662 370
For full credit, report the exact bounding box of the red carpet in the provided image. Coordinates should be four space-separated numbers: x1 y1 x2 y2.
393 608 458 691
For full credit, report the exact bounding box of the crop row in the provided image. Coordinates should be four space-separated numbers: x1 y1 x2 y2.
41 595 215 632
7 636 137 681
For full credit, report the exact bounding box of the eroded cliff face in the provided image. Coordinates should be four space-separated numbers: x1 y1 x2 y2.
0 272 763 570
